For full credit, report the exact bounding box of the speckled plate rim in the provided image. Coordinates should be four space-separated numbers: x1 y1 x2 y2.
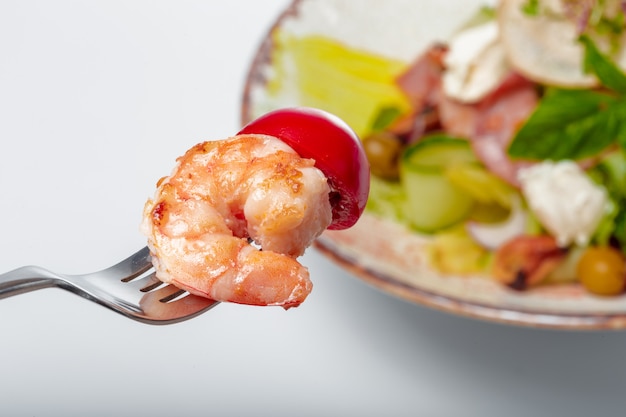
240 0 626 330
313 240 626 330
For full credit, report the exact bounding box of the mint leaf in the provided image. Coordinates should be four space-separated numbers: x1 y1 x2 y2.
508 88 624 160
580 34 626 94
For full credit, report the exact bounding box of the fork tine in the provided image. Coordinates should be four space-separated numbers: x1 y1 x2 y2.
121 271 163 292
144 283 188 302
139 276 166 293
139 284 218 322
159 287 187 303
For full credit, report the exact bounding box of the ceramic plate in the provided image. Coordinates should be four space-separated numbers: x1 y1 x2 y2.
241 0 626 329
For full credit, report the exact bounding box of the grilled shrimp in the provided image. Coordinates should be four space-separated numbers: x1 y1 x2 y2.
141 134 333 308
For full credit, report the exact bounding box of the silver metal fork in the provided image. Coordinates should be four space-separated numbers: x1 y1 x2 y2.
0 247 219 324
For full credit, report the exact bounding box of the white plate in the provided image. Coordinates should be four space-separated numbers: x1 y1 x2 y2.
241 0 626 329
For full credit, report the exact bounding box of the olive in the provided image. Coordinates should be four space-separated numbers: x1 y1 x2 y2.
362 131 403 180
576 246 626 296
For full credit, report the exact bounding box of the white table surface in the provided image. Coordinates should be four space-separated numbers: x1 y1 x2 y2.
1 1 626 416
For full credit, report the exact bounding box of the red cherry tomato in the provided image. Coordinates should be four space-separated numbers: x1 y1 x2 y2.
239 107 370 230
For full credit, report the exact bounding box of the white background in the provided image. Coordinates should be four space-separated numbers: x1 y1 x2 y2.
1 1 626 416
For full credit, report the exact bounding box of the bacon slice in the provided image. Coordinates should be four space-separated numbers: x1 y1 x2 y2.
391 44 447 141
439 73 538 186
438 95 478 139
471 73 539 186
395 43 447 108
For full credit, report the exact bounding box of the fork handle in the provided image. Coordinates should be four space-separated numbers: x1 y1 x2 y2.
0 266 60 299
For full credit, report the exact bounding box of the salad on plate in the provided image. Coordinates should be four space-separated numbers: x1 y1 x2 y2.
248 0 626 306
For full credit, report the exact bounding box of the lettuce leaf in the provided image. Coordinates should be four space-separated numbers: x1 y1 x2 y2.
365 175 407 223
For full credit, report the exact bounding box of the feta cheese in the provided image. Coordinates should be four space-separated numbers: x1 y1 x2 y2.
517 161 609 247
442 21 510 103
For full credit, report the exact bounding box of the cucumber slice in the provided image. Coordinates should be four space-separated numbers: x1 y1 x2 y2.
400 135 477 232
445 163 514 208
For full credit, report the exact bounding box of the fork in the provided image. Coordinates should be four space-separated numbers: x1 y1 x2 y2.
0 247 219 324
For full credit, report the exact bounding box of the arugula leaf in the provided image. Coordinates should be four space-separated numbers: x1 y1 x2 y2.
580 34 626 95
508 89 625 160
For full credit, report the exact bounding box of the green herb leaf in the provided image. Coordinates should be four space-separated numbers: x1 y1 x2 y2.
611 208 626 255
507 88 624 160
370 106 403 132
520 0 539 16
588 149 626 247
459 5 496 30
590 148 626 200
580 34 626 94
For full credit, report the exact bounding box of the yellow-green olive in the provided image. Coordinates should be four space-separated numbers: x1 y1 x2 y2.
362 131 403 180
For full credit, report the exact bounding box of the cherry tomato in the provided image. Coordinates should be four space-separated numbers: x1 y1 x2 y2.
239 107 370 230
576 246 626 296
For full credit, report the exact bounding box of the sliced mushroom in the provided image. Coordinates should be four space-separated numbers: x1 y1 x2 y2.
497 0 626 88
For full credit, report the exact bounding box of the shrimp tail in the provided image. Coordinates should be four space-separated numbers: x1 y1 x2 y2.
161 238 312 309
